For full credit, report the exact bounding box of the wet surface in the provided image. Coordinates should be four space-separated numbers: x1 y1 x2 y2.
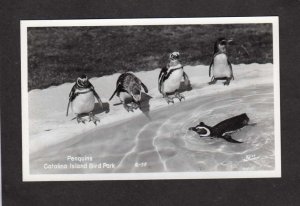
30 84 275 174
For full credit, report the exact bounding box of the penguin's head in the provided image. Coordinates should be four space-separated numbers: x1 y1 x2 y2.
241 113 250 125
130 85 142 103
169 51 180 61
214 38 233 54
76 74 89 88
188 122 211 137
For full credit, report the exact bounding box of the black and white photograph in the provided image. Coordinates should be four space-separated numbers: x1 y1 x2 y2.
21 17 280 181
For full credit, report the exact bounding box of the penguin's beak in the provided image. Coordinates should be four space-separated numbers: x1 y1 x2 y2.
188 127 196 132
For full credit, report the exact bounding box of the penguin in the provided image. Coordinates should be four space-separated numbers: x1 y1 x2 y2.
208 38 234 86
188 113 256 143
66 74 103 124
158 51 190 104
109 72 148 112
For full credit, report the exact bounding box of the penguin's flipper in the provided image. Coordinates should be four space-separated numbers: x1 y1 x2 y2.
141 82 148 93
208 60 214 77
109 83 121 101
159 83 164 96
222 135 243 143
158 80 162 94
67 84 77 116
68 84 77 101
158 67 168 80
228 60 234 80
158 67 167 94
66 100 71 116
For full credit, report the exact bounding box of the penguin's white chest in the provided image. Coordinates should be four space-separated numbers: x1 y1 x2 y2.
212 53 231 78
163 69 183 93
71 90 95 114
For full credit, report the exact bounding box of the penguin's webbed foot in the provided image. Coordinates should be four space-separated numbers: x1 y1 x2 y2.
208 80 217 85
222 135 243 143
175 92 185 101
223 79 231 86
76 116 86 124
89 113 100 125
124 104 134 112
164 96 174 104
131 102 140 110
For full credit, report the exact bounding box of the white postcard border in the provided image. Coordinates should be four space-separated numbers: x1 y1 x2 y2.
21 17 281 181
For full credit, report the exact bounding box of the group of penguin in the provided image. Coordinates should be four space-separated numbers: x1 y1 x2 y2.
66 38 254 143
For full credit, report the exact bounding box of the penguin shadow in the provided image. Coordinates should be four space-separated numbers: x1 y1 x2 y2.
177 80 193 93
139 93 152 119
190 82 208 90
93 102 110 115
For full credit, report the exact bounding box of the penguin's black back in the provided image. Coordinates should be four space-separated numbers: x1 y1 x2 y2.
211 113 249 136
117 73 143 94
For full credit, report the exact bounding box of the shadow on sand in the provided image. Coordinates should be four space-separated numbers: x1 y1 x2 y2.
178 80 193 93
93 102 110 115
139 93 152 120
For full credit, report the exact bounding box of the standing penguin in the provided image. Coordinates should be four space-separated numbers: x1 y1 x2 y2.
208 38 234 86
109 72 148 112
66 74 103 124
158 51 189 104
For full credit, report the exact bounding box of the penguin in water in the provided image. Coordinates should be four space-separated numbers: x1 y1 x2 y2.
188 113 256 143
158 52 190 104
66 74 103 125
109 72 148 112
208 38 234 86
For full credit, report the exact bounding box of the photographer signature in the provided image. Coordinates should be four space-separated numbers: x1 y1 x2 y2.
243 154 260 162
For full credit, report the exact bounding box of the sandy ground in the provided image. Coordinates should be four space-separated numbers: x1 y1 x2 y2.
28 63 275 173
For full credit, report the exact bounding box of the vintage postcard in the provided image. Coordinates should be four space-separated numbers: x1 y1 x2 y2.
21 17 280 181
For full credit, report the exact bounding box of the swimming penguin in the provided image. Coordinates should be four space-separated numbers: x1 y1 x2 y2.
66 74 103 124
208 38 234 86
188 113 256 143
158 51 190 104
109 72 148 112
